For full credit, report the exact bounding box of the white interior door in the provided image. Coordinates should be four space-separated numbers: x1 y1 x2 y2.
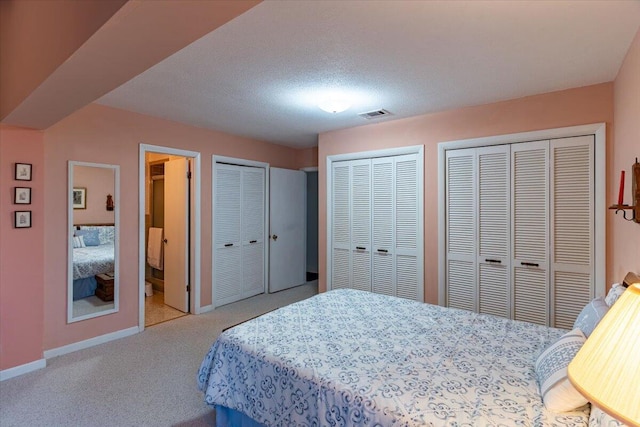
164 158 189 312
269 167 306 292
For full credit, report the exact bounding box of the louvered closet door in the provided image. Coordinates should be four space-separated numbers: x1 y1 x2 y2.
332 162 351 289
477 145 510 318
395 154 420 300
214 165 242 306
351 159 372 292
511 141 549 325
371 158 394 296
241 167 265 298
550 136 594 329
445 149 477 311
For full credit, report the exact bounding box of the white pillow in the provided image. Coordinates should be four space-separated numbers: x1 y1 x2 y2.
535 329 588 412
604 283 626 307
574 297 609 337
73 235 86 248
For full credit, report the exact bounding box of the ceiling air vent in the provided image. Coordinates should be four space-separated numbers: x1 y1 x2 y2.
358 109 392 120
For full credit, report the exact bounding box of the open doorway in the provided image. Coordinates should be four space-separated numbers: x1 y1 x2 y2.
139 145 201 330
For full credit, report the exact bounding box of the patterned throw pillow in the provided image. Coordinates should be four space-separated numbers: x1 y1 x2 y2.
75 229 100 246
604 284 626 307
573 297 609 337
535 329 588 412
589 406 627 427
72 235 85 248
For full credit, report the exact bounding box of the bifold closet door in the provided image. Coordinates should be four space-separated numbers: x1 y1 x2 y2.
331 162 351 290
214 164 265 307
445 149 476 311
550 136 594 329
511 140 549 325
351 159 372 292
372 158 394 296
241 167 265 298
394 154 420 300
214 165 243 305
477 145 510 318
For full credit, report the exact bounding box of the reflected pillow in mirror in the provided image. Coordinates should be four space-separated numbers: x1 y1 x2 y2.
73 236 85 248
75 229 100 246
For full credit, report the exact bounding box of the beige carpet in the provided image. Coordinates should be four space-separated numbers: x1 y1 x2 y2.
0 281 318 427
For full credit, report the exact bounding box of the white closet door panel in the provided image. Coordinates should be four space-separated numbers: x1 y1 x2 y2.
352 250 371 292
553 270 591 329
332 163 351 249
478 147 509 259
332 248 350 289
479 264 508 318
242 167 265 242
214 246 242 305
372 252 394 296
351 160 371 250
372 159 394 253
446 151 475 256
551 138 593 266
396 255 418 300
512 142 548 265
513 267 547 325
395 155 418 251
242 242 265 297
447 259 475 311
215 166 242 247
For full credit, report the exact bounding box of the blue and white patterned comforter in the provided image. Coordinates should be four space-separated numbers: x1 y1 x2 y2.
72 244 115 280
198 289 589 426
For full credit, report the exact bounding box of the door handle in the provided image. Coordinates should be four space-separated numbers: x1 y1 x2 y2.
272 234 278 241
485 259 502 264
224 243 233 247
377 249 388 253
356 246 366 251
249 240 257 244
163 239 168 244
521 262 539 267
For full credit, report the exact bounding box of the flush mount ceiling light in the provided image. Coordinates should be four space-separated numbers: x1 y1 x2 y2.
318 98 351 114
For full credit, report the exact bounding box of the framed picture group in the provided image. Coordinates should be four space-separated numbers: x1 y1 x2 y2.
12 163 33 228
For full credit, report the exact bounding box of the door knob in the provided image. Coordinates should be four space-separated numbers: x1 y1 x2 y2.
272 234 278 241
163 238 168 244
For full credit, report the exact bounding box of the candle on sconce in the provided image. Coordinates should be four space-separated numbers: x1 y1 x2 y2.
618 170 625 206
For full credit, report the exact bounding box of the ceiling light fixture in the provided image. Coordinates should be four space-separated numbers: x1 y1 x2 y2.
318 98 351 114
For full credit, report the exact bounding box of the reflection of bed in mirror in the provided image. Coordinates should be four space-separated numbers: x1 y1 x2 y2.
72 224 115 300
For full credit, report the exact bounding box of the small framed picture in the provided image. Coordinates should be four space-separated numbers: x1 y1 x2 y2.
73 187 86 209
14 187 31 204
14 211 32 228
15 163 32 181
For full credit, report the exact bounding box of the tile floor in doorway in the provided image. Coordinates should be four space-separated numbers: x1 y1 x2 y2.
144 291 188 327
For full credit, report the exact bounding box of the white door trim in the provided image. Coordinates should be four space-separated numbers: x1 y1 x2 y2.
437 123 606 306
138 144 202 331
326 145 424 299
212 155 270 309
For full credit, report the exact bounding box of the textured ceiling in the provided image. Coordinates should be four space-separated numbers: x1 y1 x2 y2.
97 0 640 148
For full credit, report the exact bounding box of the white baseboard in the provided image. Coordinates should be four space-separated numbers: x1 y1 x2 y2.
44 326 140 359
199 304 213 313
0 358 46 381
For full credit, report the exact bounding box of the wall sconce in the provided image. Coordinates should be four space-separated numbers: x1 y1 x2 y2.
609 158 640 223
106 194 114 211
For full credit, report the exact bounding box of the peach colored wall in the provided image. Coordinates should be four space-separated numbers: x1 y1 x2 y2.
297 146 319 169
43 103 302 350
0 0 127 120
0 126 45 369
72 165 115 225
611 28 640 281
318 83 614 304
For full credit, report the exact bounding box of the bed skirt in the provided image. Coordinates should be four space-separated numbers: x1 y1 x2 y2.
73 276 97 300
215 405 265 427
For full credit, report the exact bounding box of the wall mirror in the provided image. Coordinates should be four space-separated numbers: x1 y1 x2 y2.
68 161 119 323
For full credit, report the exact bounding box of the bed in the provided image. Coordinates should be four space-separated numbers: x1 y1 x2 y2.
198 289 593 426
72 225 115 300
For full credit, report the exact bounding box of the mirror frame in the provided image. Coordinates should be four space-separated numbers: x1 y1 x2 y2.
67 161 120 323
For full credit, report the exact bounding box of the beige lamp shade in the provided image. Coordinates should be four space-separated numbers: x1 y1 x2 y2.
568 283 640 427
